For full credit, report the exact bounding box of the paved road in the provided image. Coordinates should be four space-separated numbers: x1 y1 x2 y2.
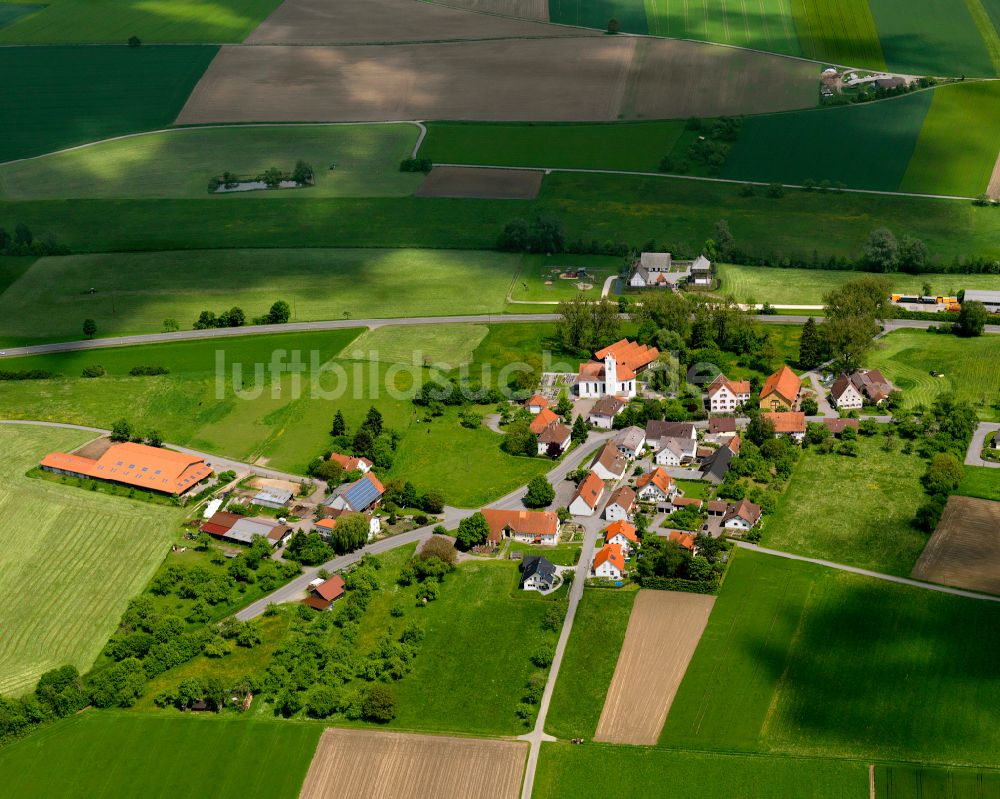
736 542 1000 603
5 314 995 360
965 422 1000 468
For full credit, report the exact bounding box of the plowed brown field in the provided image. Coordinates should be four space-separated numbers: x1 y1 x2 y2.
912 495 1000 595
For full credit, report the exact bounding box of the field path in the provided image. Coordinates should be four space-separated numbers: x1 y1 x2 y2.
988 148 1000 199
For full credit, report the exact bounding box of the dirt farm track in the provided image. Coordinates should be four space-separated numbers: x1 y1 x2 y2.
298 728 527 799
911 496 1000 595
595 589 715 745
177 37 818 124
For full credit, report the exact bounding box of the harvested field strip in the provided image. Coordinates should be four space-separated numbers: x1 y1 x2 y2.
430 0 551 21
299 728 526 799
790 0 885 68
415 166 543 199
988 147 1000 199
911 496 1000 595
902 82 1000 197
595 590 715 744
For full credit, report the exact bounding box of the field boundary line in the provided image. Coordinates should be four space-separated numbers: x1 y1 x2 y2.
432 161 981 201
736 542 1000 602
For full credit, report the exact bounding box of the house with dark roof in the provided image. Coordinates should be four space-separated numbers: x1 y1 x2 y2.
759 366 801 411
700 445 734 484
831 370 894 408
588 395 626 429
303 575 345 610
537 422 572 456
591 441 628 481
823 418 860 437
722 499 762 534
645 420 696 444
569 470 605 516
604 485 636 522
707 417 738 436
323 473 385 513
520 555 557 592
614 426 646 460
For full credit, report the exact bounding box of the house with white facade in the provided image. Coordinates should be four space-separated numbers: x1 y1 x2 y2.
593 542 625 580
604 519 639 555
482 508 561 546
520 555 557 592
614 426 646 460
722 499 762 534
525 394 550 414
829 373 864 409
537 422 571 456
706 374 751 413
575 339 659 399
635 467 677 504
604 486 636 522
653 436 697 467
591 441 628 481
588 395 626 429
569 470 605 516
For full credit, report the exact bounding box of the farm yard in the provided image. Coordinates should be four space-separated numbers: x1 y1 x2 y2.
761 434 928 575
865 330 1000 421
0 45 217 162
0 425 182 696
0 713 320 798
660 550 1000 764
299 729 526 799
0 248 521 342
911 495 1000 594
594 590 714 745
533 744 870 799
0 124 423 200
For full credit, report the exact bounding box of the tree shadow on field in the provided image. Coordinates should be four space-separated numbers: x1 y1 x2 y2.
750 573 1000 764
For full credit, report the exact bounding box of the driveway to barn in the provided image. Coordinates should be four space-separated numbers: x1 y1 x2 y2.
966 422 1000 468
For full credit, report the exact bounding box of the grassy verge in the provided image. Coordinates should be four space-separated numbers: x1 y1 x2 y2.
956 465 1000 500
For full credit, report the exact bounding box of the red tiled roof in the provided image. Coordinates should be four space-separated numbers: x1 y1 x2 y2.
768 411 806 433
669 531 696 551
760 366 801 404
605 519 638 543
41 442 211 494
595 339 660 374
481 508 560 544
314 575 345 602
530 408 561 435
727 435 742 455
823 418 860 435
636 467 673 495
594 542 625 571
526 394 549 409
573 471 605 509
606 485 636 512
708 374 750 397
328 452 373 472
671 497 703 509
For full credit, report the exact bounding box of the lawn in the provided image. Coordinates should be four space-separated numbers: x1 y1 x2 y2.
0 124 423 200
868 0 996 76
0 0 282 43
0 424 183 696
0 712 319 798
720 91 932 191
0 45 217 162
511 254 621 303
715 263 1000 305
12 170 1000 265
762 434 928 575
661 549 1000 764
0 249 521 342
956 465 1000 500
901 82 1000 197
545 589 636 739
865 329 1000 420
790 0 885 68
534 743 870 798
503 541 582 565
420 121 686 172
389 559 562 735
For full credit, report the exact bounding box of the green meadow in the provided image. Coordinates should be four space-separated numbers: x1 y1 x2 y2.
661 550 1000 764
791 0 885 67
0 46 217 162
957 465 1000 501
875 764 1000 798
0 124 423 200
644 0 801 53
0 713 319 798
0 0 282 43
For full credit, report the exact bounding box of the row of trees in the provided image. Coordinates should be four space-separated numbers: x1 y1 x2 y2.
193 300 291 330
0 224 68 257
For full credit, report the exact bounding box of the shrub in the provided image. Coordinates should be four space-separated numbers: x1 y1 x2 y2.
81 364 106 378
128 365 169 376
399 157 432 173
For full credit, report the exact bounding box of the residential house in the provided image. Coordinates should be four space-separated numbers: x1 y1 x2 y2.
481 508 561 546
759 365 802 411
832 370 894 408
323 473 385 513
668 530 696 552
628 252 677 288
569 470 605 516
520 555 557 592
823 418 860 437
328 452 373 474
722 499 762 533
525 394 550 415
653 436 697 467
593 542 625 580
829 373 864 410
537 422 572 457
689 255 712 286
605 519 639 554
707 417 738 438
588 395 626 429
41 441 212 497
604 486 636 522
726 435 742 456
529 408 561 435
635 467 676 505
303 575 345 611
645 421 696 447
671 497 704 511
614 426 646 460
700 446 734 484
591 441 628 481
768 411 806 442
315 510 381 540
706 500 729 517
251 487 293 509
707 374 751 413
576 339 659 399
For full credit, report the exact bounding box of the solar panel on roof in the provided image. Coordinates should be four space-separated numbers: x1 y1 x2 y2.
344 477 381 510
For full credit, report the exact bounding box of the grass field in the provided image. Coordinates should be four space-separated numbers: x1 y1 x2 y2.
716 263 1000 305
790 0 885 67
644 0 801 53
0 124 422 200
762 434 928 575
0 46 217 162
721 91 932 191
344 324 491 366
0 0 282 43
546 0 649 33
0 425 183 696
0 255 34 294
12 171 1000 264
868 0 996 76
901 82 1000 197
0 3 43 28
875 763 1000 798
421 121 686 173
957 465 1000 500
534 744 870 798
0 712 319 798
865 330 1000 421
511 254 620 302
661 550 1000 764
0 249 521 342
545 589 636 739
